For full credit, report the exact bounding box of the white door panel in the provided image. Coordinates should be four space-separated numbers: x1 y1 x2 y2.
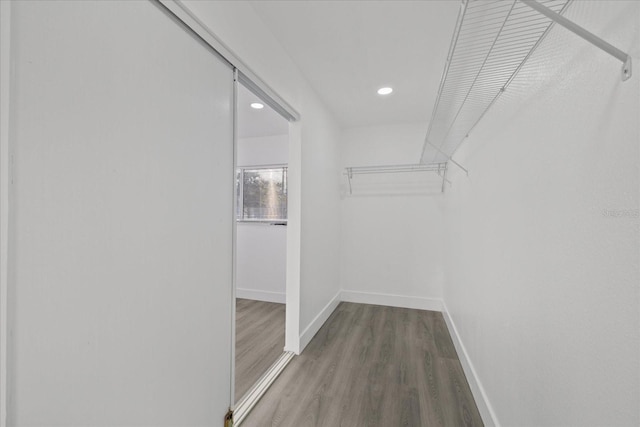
10 1 233 424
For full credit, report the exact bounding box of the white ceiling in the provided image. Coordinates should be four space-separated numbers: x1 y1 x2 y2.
238 82 289 139
249 0 460 129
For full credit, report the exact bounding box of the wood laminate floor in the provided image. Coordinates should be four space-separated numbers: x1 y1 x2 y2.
242 302 483 427
235 298 286 401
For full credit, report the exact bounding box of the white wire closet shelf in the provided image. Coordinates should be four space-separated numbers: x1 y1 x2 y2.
420 0 633 165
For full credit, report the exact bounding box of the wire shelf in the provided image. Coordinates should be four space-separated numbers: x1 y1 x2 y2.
421 0 573 164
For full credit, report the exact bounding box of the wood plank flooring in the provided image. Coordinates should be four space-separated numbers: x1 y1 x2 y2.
235 298 286 401
242 302 483 427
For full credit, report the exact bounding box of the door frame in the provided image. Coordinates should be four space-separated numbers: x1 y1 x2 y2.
1 1 12 425
232 77 299 422
153 0 305 410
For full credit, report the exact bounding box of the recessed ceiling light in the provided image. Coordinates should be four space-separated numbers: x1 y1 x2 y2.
250 102 264 109
377 87 393 95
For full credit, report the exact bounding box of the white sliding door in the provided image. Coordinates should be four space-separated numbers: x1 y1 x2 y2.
9 1 234 425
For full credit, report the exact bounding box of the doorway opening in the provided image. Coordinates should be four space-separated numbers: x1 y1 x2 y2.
233 81 291 414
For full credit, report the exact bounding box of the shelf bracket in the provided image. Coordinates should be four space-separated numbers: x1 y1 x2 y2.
441 164 449 193
425 140 469 176
520 0 632 81
435 164 452 193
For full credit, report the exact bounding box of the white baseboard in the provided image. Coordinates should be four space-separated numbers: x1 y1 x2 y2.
441 301 499 427
236 288 286 304
340 290 444 312
298 290 341 352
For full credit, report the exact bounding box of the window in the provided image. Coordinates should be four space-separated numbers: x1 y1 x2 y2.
236 166 288 222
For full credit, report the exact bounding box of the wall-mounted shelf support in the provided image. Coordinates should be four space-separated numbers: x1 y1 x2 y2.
520 0 632 81
425 140 469 176
344 163 449 194
440 164 449 193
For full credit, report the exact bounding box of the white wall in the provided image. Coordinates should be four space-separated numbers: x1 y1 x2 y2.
236 134 288 303
443 1 639 425
298 97 342 336
237 134 288 168
340 124 444 308
183 1 342 352
236 224 287 303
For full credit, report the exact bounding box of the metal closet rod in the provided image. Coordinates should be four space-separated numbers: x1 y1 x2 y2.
344 163 446 175
343 163 449 195
519 0 632 81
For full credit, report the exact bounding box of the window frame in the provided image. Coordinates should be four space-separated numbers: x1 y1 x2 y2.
236 164 288 224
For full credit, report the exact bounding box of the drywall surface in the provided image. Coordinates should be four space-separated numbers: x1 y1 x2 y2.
297 95 342 333
183 1 342 351
236 135 288 303
443 1 639 425
237 134 288 167
236 224 287 302
9 1 234 424
340 124 444 301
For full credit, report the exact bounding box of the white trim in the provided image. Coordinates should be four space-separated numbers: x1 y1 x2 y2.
283 121 301 355
237 163 288 170
441 301 500 427
0 1 11 425
236 289 286 305
234 351 295 426
298 290 341 353
236 220 288 226
230 69 239 409
155 0 300 122
340 290 444 312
